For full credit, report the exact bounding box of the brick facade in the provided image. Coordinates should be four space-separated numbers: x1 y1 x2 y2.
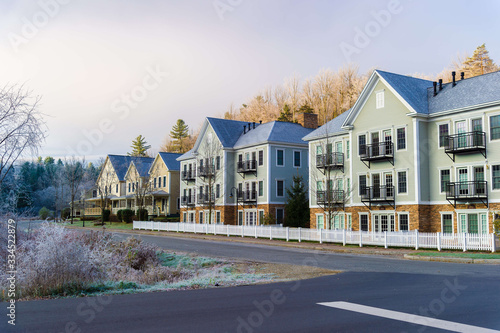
296 112 318 129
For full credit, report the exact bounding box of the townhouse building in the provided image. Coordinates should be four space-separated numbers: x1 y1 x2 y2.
177 115 315 225
305 69 500 234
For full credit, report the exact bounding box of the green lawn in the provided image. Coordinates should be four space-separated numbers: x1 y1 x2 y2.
64 220 134 230
412 252 500 259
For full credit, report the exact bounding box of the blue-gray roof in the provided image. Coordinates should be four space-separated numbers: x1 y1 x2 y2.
158 152 181 171
428 70 500 114
177 149 194 161
302 110 351 141
131 157 154 177
377 70 433 114
108 155 132 181
207 117 248 148
234 121 313 148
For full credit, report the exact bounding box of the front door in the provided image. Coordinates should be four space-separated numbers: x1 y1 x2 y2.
383 130 392 155
384 173 393 198
458 168 468 195
372 173 380 199
371 132 379 157
456 120 466 148
474 166 485 195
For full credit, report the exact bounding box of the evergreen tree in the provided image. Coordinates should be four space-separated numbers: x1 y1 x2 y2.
168 119 190 153
283 176 310 228
128 135 151 157
461 44 500 77
298 103 314 114
277 104 294 122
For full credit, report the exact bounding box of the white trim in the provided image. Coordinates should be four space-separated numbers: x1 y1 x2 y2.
438 167 451 195
488 112 500 142
358 212 369 231
315 213 325 229
276 179 285 198
395 125 407 151
396 170 408 195
396 211 410 231
376 90 385 109
413 118 420 204
293 150 302 168
439 211 454 234
276 149 285 167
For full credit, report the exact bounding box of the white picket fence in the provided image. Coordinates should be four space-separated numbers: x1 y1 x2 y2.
133 221 497 252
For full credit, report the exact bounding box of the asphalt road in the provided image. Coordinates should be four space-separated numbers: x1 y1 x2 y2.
2 231 500 333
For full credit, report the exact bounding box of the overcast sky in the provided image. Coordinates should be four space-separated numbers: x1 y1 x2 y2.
2 0 499 161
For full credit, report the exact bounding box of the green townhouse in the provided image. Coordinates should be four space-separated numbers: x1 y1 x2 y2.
177 114 315 225
304 69 500 235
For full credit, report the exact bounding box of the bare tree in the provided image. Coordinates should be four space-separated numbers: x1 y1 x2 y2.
284 73 301 122
64 156 85 224
95 157 115 224
126 159 152 220
0 84 46 187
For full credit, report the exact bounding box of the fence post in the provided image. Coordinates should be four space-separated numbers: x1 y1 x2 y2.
359 230 363 247
214 223 216 235
286 227 289 242
298 227 301 242
463 233 467 252
492 233 497 253
270 227 273 240
343 229 346 246
319 229 322 244
242 225 244 238
437 232 441 251
384 231 388 249
177 223 180 233
415 230 419 250
255 224 258 239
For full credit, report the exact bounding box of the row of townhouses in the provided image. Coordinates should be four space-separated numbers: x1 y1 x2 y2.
86 69 500 234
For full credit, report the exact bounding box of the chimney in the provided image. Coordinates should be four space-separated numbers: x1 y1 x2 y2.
259 120 262 124
439 79 443 91
452 71 456 87
243 125 246 134
297 112 318 129
253 122 256 129
433 82 437 96
461 72 465 80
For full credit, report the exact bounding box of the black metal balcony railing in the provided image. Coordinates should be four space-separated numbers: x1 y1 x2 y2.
198 193 215 205
316 153 344 171
198 165 215 177
237 160 257 173
237 190 257 203
444 131 487 161
360 142 393 161
181 170 196 181
446 181 487 201
316 190 345 205
360 185 395 208
181 195 196 206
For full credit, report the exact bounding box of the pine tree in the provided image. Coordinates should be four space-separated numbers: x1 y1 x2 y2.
283 176 310 228
128 135 151 157
461 44 499 78
169 119 190 153
298 103 314 114
276 104 294 122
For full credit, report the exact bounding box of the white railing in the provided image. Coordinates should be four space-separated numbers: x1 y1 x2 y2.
132 221 497 252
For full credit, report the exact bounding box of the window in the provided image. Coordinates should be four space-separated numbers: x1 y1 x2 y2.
277 180 284 197
199 211 204 224
442 214 453 233
154 178 157 188
358 135 366 155
216 211 221 224
115 184 118 193
238 211 243 225
346 140 350 159
158 177 161 188
294 151 301 167
490 115 500 140
360 214 368 231
277 150 284 166
189 212 194 223
128 183 131 192
163 176 166 188
258 150 263 166
399 214 409 231
216 184 220 198
259 181 264 196
216 156 221 170
276 208 284 224
359 175 366 194
376 91 384 109
397 128 406 150
183 212 187 223
177 198 180 209
259 210 264 224
316 215 324 229
398 171 407 194
493 165 500 190
439 124 449 147
316 145 322 155
347 214 352 230
440 169 450 193
347 178 350 192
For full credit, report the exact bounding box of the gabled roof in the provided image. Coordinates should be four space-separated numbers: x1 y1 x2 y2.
107 155 133 181
376 70 433 114
177 149 194 161
158 152 181 171
233 121 314 148
207 117 248 148
428 70 500 114
302 110 351 141
131 157 154 177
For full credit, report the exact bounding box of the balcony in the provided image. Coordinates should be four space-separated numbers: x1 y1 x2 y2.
198 165 215 178
446 181 488 207
317 190 345 209
444 131 487 162
359 142 394 168
198 193 215 205
237 190 257 204
316 153 344 172
181 195 196 206
181 170 196 182
360 185 395 208
237 160 257 176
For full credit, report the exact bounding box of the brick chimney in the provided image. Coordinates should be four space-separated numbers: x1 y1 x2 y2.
296 112 318 129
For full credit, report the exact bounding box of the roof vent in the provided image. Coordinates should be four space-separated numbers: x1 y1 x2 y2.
452 71 456 87
248 122 251 131
439 79 443 91
433 82 437 96
243 125 246 134
259 120 262 124
461 72 465 80
253 122 256 129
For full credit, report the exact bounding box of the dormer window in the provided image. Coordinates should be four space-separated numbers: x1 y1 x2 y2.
376 91 384 109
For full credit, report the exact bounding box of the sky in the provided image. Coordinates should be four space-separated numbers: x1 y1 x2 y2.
1 0 500 161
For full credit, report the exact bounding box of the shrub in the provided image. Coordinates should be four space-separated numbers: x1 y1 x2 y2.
102 209 111 222
38 207 52 220
117 210 123 222
494 219 500 237
122 209 134 223
109 214 120 222
136 208 148 221
61 207 71 220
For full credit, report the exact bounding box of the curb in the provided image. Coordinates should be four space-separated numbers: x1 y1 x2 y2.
404 254 500 264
